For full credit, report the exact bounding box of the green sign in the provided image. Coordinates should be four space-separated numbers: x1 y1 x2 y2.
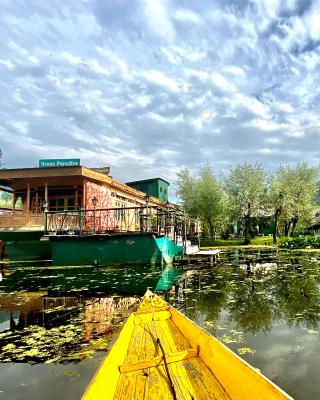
39 159 81 168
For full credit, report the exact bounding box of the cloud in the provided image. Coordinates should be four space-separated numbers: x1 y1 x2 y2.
245 118 284 131
174 8 203 25
142 70 180 92
143 0 175 42
0 0 319 193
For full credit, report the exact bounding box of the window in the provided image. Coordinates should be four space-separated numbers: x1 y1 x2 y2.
67 199 74 210
115 201 126 222
49 198 74 211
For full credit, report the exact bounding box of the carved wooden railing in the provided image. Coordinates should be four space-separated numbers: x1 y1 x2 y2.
0 213 44 229
29 213 45 227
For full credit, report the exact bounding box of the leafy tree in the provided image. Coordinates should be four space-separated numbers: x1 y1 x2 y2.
315 182 320 205
176 169 198 217
223 162 268 244
270 162 319 239
176 164 227 240
268 173 284 244
0 191 14 208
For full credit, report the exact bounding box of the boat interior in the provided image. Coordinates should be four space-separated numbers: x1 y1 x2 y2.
83 294 292 400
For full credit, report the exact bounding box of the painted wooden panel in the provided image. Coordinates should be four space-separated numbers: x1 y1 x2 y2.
85 181 116 231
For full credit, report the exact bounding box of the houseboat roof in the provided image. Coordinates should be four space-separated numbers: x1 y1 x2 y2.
0 166 166 206
126 177 170 186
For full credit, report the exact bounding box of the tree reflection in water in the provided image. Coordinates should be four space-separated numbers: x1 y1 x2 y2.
170 249 320 335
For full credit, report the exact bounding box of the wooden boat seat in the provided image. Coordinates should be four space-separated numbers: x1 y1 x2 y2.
119 347 199 372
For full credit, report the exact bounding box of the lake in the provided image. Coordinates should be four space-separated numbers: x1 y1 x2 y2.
1 249 320 399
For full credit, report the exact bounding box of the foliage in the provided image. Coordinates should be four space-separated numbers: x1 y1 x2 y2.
315 182 320 205
223 162 268 244
0 303 131 364
200 236 274 248
0 318 91 364
0 150 22 208
179 161 318 245
237 347 256 355
0 191 22 209
176 169 198 216
176 164 227 239
0 192 13 208
270 162 319 240
278 236 320 249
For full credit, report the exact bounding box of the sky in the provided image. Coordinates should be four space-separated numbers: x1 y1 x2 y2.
0 0 320 189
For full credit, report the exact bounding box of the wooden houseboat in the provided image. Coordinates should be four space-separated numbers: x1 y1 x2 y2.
0 161 187 264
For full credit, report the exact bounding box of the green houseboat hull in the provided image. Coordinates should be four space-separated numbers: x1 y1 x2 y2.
49 233 184 266
0 231 52 261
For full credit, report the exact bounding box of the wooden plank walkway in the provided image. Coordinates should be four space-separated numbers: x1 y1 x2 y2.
183 249 221 265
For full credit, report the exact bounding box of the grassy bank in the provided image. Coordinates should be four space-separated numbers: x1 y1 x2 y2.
200 236 274 249
200 235 320 251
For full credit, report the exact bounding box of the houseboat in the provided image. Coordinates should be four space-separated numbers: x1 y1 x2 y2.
0 160 190 265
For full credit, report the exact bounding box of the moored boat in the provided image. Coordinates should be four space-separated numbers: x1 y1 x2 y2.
49 233 183 266
83 291 293 399
0 230 51 261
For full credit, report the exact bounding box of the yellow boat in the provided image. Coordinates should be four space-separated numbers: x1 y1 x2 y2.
83 291 293 399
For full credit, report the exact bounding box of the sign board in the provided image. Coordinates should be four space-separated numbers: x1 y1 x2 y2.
39 159 81 168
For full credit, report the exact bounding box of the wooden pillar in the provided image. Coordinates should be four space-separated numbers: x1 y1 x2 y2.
12 191 16 215
26 183 30 214
75 187 78 209
35 191 39 213
83 179 86 209
26 183 30 226
44 182 48 202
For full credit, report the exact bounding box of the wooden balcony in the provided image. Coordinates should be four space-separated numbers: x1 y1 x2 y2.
0 212 45 230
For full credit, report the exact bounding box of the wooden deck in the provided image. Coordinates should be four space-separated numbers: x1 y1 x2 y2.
184 249 221 265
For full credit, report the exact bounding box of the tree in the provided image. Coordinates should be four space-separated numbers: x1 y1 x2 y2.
176 164 227 240
271 162 319 238
315 182 320 205
268 174 284 244
223 162 268 244
176 169 198 217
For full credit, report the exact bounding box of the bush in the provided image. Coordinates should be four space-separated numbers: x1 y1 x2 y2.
278 235 320 249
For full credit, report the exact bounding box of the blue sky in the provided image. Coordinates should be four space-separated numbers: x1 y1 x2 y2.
0 0 319 187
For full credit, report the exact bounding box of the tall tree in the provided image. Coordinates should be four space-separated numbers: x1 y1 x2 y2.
176 164 227 240
271 162 319 238
223 162 267 244
268 173 284 244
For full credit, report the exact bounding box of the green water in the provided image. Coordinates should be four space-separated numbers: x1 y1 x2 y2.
0 249 320 399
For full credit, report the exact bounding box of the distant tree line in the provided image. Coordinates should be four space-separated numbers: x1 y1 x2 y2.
176 162 319 244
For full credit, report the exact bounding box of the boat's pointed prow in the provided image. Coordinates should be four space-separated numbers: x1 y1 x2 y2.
143 288 154 298
136 290 169 315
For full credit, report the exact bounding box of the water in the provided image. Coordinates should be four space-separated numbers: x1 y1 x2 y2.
1 249 320 399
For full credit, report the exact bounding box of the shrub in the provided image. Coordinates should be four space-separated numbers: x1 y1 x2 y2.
278 235 320 249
